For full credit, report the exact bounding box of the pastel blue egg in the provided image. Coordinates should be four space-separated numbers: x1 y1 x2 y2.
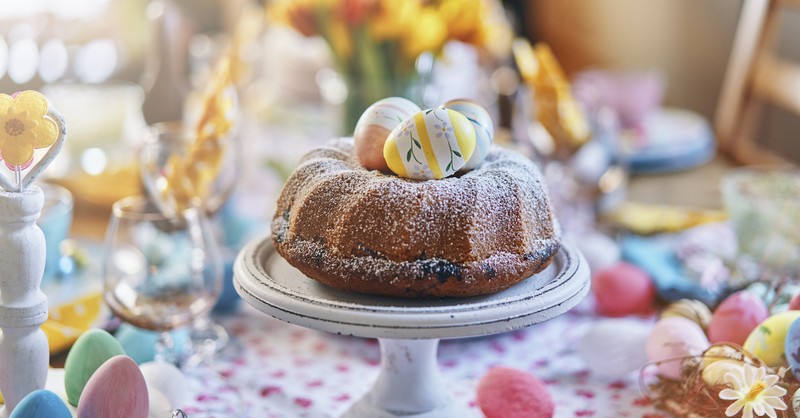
785 317 800 379
9 390 72 418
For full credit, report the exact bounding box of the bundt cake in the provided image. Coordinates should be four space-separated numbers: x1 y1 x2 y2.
272 137 561 298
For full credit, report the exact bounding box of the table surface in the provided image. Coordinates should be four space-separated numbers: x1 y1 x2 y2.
186 302 662 418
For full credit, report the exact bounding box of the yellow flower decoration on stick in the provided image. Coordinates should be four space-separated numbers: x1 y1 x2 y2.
0 91 58 168
0 90 65 192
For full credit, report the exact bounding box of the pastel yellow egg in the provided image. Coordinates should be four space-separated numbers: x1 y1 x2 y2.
354 97 421 171
743 310 800 367
443 99 494 171
383 106 476 180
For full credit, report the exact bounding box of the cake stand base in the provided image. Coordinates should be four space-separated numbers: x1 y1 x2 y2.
343 339 468 418
234 237 590 418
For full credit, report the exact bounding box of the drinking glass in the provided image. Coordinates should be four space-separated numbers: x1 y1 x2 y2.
721 166 800 283
138 121 240 358
102 196 223 365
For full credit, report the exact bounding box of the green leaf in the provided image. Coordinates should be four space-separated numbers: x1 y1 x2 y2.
406 149 412 162
453 150 461 157
425 109 433 115
413 139 421 148
446 161 452 172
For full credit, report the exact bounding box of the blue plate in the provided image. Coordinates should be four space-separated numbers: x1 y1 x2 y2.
622 107 715 174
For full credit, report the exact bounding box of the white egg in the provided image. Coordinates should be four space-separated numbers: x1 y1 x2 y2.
578 318 652 378
140 361 190 409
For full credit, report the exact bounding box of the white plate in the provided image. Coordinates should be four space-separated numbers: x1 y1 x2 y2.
234 235 590 340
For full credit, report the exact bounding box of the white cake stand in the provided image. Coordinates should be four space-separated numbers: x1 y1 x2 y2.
234 236 590 418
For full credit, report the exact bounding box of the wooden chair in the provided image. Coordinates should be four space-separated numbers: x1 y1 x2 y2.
715 0 800 164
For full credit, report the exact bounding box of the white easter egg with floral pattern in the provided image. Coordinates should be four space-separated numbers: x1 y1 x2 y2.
444 99 494 170
354 97 421 171
383 106 476 180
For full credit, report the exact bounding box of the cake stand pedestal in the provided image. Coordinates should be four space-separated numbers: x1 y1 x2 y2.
234 236 590 418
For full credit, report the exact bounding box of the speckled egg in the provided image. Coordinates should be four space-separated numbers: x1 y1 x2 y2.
477 366 553 418
384 106 476 180
744 310 800 367
443 98 494 170
77 356 148 418
8 390 72 418
354 97 421 171
592 262 655 317
64 328 126 406
645 316 710 379
661 299 713 331
708 291 768 345
785 318 800 379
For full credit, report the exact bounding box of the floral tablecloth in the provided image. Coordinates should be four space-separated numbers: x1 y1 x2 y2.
186 300 665 418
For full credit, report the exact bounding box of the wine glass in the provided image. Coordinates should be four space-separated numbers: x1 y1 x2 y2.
101 195 223 365
138 121 241 359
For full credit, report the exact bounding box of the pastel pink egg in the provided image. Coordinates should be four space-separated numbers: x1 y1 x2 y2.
789 293 800 310
77 356 148 418
645 316 709 379
354 97 421 171
592 262 655 317
477 367 554 418
707 291 768 345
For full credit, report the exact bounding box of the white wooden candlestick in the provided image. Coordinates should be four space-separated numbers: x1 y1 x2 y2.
0 186 49 417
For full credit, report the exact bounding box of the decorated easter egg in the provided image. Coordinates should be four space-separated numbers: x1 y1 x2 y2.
786 318 800 379
140 361 190 409
77 356 148 418
384 106 476 180
64 328 126 406
701 358 743 386
744 310 800 367
577 318 651 378
8 390 71 418
661 299 712 330
792 388 800 418
592 262 655 317
645 316 710 379
443 98 494 170
354 97 421 171
708 291 769 345
477 366 553 418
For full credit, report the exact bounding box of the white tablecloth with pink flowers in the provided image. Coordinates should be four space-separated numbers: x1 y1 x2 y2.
186 299 665 418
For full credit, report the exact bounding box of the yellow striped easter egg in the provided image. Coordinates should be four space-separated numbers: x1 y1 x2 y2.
384 106 476 180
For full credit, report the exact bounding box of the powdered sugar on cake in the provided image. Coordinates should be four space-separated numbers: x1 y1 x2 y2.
272 137 561 298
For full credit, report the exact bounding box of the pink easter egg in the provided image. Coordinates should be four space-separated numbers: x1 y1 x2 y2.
354 97 421 171
645 316 710 380
789 293 800 311
77 356 149 418
708 291 768 345
592 262 655 317
477 366 554 418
